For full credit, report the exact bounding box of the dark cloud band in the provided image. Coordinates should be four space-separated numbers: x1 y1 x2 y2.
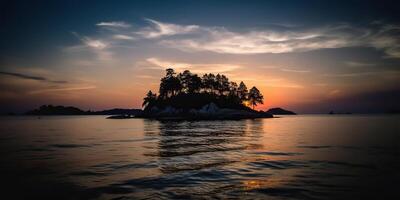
0 71 67 84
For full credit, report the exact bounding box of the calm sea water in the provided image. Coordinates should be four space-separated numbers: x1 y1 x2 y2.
0 115 399 199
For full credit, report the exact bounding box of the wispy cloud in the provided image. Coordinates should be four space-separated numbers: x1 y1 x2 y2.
326 89 342 98
136 18 199 38
66 19 400 69
324 72 378 77
133 19 400 58
113 34 135 40
71 19 400 62
96 21 131 28
323 70 400 77
281 68 310 73
69 32 112 61
70 32 108 50
314 83 328 87
260 80 305 89
81 37 107 50
344 61 376 67
146 57 240 74
29 86 97 94
0 71 67 84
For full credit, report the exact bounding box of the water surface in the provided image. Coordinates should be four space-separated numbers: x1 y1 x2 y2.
0 115 399 199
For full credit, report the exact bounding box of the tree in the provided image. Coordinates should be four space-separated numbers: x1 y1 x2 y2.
165 68 175 78
143 68 266 112
248 86 264 110
215 74 222 95
229 81 238 96
142 90 157 108
219 75 230 95
187 74 202 94
159 68 182 98
201 73 216 94
237 81 248 102
178 70 202 94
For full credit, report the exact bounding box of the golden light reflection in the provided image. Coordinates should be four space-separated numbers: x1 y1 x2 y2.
242 178 284 191
242 100 250 108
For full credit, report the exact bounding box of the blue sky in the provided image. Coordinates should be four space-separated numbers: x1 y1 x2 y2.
1 0 400 113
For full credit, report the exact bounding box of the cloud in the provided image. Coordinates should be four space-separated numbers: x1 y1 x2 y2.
281 68 310 73
71 19 400 59
131 19 400 58
69 32 112 61
136 18 199 38
268 83 305 89
29 86 96 94
314 83 328 87
323 70 400 78
326 89 342 98
259 78 305 89
82 37 107 50
66 19 400 69
135 75 157 79
146 57 240 74
113 34 135 40
158 24 351 54
0 71 67 84
71 32 107 50
344 61 376 67
96 21 131 28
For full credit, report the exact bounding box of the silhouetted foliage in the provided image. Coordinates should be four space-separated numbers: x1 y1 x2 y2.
159 68 182 99
26 105 143 115
144 68 264 111
248 86 264 109
26 105 87 115
237 81 248 102
143 90 157 108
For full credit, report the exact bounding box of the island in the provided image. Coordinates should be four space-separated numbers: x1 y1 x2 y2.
266 107 296 115
24 68 274 120
26 105 143 116
140 68 273 120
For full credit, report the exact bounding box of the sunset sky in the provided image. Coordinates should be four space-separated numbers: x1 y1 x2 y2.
1 0 399 113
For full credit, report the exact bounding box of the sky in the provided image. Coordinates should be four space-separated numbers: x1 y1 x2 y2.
1 0 400 113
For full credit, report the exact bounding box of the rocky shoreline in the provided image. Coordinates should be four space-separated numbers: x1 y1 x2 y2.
108 103 273 120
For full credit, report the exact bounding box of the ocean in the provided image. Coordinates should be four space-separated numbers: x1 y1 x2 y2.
0 115 399 199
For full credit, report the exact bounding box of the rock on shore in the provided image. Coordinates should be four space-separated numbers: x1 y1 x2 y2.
142 103 273 120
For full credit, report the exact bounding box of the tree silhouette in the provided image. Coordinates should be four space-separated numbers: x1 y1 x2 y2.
229 81 238 97
248 86 264 110
143 90 157 108
201 73 216 94
237 81 248 102
219 74 230 95
178 70 202 94
145 68 264 111
159 68 182 99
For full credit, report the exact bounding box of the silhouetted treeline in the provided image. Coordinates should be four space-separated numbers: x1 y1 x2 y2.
26 105 142 115
143 68 264 110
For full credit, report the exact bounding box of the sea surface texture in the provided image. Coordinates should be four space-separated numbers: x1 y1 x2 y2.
0 115 399 199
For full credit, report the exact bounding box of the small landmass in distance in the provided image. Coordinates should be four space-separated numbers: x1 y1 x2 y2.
26 105 142 116
266 107 296 115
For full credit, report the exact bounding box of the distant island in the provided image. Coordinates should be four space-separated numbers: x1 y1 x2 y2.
26 105 142 116
266 107 296 115
140 68 272 119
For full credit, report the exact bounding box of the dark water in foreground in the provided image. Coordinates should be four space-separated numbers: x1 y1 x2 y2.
0 115 399 199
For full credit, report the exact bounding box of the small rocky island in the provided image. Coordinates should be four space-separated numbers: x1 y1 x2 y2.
140 68 273 120
266 107 296 115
